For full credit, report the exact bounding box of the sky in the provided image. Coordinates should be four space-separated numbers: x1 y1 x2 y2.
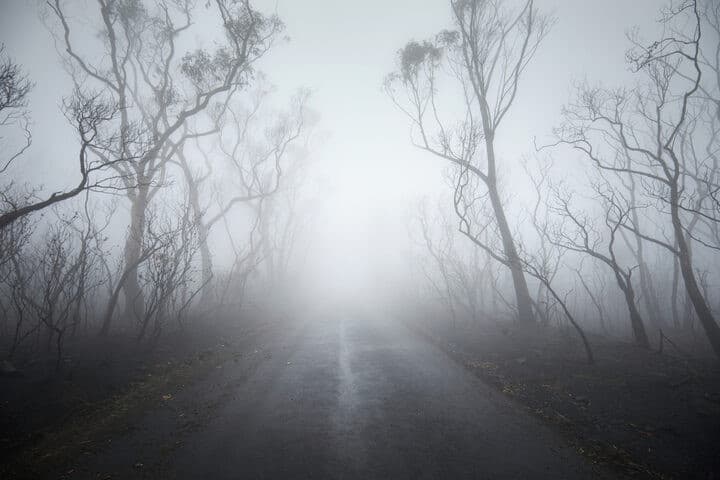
0 0 661 300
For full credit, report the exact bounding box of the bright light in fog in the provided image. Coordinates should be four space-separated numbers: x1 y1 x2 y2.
298 128 441 305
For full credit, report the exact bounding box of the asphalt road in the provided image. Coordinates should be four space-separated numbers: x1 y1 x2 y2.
75 311 618 479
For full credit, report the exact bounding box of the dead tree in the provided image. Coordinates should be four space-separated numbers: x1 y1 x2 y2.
417 202 460 328
215 199 265 309
167 125 218 303
0 48 127 230
447 245 487 325
416 198 495 326
385 0 553 324
0 191 34 358
136 199 203 343
552 0 720 357
176 87 309 301
6 203 109 370
520 256 595 365
257 168 308 293
523 157 566 327
48 0 286 327
0 45 32 176
549 185 650 348
572 261 609 334
618 157 664 328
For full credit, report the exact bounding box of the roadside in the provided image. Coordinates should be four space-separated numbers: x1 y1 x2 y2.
409 320 720 479
0 308 289 479
6 308 717 479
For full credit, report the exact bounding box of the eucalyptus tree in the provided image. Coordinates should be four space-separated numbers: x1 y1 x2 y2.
553 0 720 357
0 45 32 176
171 86 309 301
549 184 650 348
386 0 553 325
48 0 286 326
0 47 125 230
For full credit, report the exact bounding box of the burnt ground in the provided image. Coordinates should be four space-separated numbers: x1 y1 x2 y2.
1 307 718 479
0 308 283 479
412 320 720 479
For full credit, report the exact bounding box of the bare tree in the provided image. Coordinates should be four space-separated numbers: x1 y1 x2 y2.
417 202 460 328
0 191 35 358
0 45 33 175
523 157 564 326
215 199 265 309
136 199 203 343
415 199 495 327
572 261 609 334
48 0 286 324
2 200 111 370
176 86 309 300
256 158 312 293
0 49 127 230
549 184 650 348
386 0 553 324
618 157 664 328
552 0 720 357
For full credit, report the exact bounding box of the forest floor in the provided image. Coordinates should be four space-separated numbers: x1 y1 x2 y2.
3 308 719 479
412 320 720 479
14 309 620 480
0 306 282 479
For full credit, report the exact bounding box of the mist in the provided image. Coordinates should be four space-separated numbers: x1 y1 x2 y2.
1 1 719 479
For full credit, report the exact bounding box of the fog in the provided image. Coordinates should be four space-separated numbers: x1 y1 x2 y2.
0 0 661 304
1 1 719 478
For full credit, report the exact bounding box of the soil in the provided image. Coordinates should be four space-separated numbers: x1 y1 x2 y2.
0 308 281 479
3 307 719 479
45 312 621 479
411 320 720 479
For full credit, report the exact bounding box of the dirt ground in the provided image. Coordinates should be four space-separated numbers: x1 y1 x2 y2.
0 308 281 479
33 311 622 480
412 320 720 479
3 308 719 479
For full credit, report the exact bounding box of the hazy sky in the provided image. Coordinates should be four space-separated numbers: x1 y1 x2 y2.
0 0 661 298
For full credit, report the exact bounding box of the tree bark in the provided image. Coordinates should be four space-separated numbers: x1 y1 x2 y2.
487 184 534 324
671 197 720 357
186 173 213 302
625 161 663 329
671 252 681 328
122 185 149 322
621 279 650 348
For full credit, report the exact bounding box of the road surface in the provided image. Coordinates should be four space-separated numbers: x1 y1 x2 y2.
72 310 617 479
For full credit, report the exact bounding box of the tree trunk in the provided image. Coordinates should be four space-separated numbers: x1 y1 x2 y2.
671 251 680 328
198 228 213 301
259 201 276 289
612 269 649 348
487 185 534 324
122 186 149 322
179 156 213 302
100 280 123 336
638 260 663 329
188 188 212 303
671 200 720 358
683 292 695 331
478 90 534 324
627 161 663 329
536 275 594 364
625 286 650 348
